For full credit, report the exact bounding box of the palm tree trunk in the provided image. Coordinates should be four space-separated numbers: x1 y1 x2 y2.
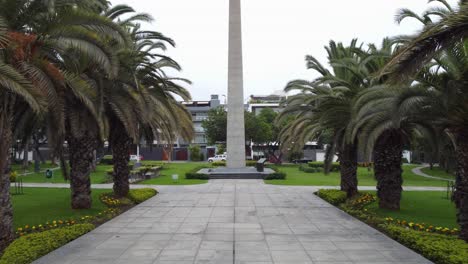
453 130 468 242
68 133 96 209
110 126 131 197
340 143 358 198
374 129 404 210
0 113 14 252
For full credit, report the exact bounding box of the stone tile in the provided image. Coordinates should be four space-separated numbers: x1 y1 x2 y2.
270 250 312 262
306 250 351 262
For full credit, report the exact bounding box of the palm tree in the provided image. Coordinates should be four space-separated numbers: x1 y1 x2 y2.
381 0 468 241
98 5 193 197
279 40 367 198
0 14 46 252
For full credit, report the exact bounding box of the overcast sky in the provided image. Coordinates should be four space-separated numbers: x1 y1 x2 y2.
111 0 457 101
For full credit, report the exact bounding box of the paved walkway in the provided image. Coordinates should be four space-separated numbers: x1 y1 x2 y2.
412 165 454 182
34 180 432 264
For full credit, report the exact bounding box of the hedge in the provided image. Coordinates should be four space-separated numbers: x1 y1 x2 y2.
0 224 94 264
264 172 286 180
212 160 258 167
100 155 113 164
383 225 468 264
299 165 322 173
308 161 340 171
316 189 347 205
127 188 158 204
185 172 209 180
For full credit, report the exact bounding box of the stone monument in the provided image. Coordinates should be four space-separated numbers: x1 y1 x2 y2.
226 0 246 168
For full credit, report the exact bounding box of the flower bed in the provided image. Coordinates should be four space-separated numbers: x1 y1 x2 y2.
3 188 158 263
0 224 95 264
316 189 466 264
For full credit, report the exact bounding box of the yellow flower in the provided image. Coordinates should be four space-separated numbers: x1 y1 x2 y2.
17 228 22 231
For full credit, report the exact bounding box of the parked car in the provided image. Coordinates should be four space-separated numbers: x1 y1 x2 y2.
208 155 227 162
130 155 143 161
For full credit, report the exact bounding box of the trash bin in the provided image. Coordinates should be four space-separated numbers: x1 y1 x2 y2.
256 158 266 172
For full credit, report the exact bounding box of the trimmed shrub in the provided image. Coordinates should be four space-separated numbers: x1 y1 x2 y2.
383 224 468 264
185 172 209 180
357 162 374 168
246 160 258 167
9 171 17 182
100 155 113 164
127 188 158 204
0 224 94 264
308 161 340 171
300 165 317 173
264 172 286 180
316 189 347 205
212 161 226 167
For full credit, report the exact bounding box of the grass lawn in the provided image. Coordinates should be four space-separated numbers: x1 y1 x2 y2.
11 162 57 174
366 191 458 228
11 188 109 228
421 166 455 180
140 162 208 185
265 165 449 187
17 165 111 184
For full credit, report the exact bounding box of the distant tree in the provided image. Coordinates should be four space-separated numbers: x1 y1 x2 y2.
202 107 227 145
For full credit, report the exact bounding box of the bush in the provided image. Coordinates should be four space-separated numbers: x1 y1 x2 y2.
9 171 17 182
402 158 409 164
212 161 226 167
357 162 373 168
316 189 347 205
189 145 203 161
100 155 113 164
383 225 468 264
0 224 94 264
127 188 158 204
264 172 286 180
300 165 318 173
308 161 340 171
185 172 209 180
246 160 258 167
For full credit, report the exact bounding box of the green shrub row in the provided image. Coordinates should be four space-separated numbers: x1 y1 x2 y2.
383 224 468 264
0 224 94 264
185 172 209 180
212 160 258 167
264 172 286 180
100 155 113 164
316 189 347 205
299 165 323 173
308 161 341 171
127 188 158 204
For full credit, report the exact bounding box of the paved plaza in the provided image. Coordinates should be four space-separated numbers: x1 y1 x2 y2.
34 180 432 264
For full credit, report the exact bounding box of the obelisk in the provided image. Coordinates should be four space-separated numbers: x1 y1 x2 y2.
226 0 246 168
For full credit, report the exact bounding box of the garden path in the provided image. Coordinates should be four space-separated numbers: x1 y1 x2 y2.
412 165 454 182
34 180 432 264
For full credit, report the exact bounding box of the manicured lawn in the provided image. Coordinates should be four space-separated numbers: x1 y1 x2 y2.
140 162 208 185
421 166 455 180
366 191 458 228
17 165 111 184
11 162 57 174
11 188 108 228
265 165 448 187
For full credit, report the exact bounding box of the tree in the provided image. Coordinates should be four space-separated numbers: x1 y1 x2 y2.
279 40 367 198
202 107 227 145
381 0 468 240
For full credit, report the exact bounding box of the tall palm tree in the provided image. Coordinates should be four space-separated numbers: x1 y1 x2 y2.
98 5 193 197
0 14 47 252
279 40 367 198
382 0 468 241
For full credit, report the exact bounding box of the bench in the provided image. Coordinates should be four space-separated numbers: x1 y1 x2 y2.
256 158 267 172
